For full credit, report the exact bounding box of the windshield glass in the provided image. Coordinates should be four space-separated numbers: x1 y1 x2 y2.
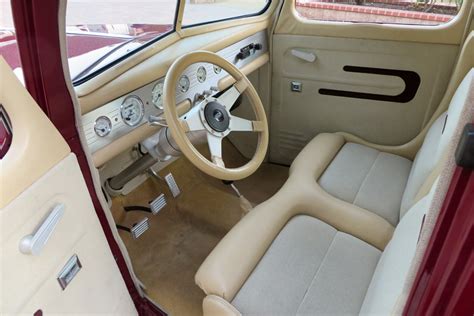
66 0 178 83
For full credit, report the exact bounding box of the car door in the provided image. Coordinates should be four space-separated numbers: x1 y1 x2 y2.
269 0 472 164
0 58 136 314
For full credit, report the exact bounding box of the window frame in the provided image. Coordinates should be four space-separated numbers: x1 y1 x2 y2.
181 0 272 29
71 0 272 86
71 1 181 86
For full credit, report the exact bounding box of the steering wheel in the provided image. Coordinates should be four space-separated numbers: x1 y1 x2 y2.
162 51 269 181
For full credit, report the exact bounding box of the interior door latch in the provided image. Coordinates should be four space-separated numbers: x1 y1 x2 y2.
291 49 317 63
19 204 65 255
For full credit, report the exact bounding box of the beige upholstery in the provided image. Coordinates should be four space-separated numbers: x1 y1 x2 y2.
195 70 473 316
359 183 434 314
232 215 381 315
302 68 474 225
318 143 412 226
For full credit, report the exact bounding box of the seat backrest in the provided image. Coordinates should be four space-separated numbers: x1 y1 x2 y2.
399 68 474 218
359 179 437 315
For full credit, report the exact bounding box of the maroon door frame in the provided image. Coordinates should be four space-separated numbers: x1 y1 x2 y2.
403 164 474 316
9 0 473 315
10 1 164 314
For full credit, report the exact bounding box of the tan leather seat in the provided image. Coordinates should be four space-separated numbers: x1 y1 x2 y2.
195 68 473 315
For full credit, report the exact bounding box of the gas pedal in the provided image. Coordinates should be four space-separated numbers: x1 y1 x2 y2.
164 173 180 198
130 218 150 239
149 193 167 215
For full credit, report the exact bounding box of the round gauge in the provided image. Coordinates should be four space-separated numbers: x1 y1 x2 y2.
94 116 112 137
213 65 222 74
178 75 190 93
120 95 144 127
197 66 207 83
151 81 164 109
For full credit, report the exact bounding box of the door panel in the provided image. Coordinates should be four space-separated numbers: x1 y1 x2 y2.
269 0 470 165
0 58 136 314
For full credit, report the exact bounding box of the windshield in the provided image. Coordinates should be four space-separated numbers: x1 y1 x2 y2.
66 0 179 83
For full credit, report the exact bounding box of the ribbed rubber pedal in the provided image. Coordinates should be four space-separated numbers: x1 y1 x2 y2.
149 193 167 215
131 218 149 239
164 173 180 198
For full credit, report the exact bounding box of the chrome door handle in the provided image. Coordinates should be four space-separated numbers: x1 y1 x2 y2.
19 204 65 255
291 49 317 63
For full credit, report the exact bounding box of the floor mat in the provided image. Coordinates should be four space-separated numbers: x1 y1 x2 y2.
111 142 288 316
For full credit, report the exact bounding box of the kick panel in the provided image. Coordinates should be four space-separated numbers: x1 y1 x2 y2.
270 34 458 164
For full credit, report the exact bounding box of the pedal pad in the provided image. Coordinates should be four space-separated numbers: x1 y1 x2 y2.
130 218 150 239
164 173 180 197
149 193 167 215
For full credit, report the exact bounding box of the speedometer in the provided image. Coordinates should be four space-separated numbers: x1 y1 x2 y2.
152 81 164 109
121 95 144 127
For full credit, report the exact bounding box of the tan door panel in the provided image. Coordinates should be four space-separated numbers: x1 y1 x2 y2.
269 2 468 164
0 58 136 314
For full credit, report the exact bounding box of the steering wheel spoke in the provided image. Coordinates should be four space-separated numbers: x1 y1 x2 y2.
207 134 225 168
230 115 264 132
181 106 204 132
217 79 248 111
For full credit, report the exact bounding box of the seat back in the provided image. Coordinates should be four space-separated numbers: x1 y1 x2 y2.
399 67 473 218
359 179 437 315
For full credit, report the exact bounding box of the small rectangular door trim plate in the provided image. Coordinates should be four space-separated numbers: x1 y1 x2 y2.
57 254 82 290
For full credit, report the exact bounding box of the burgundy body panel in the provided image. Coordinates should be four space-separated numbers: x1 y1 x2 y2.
403 164 474 315
10 0 165 314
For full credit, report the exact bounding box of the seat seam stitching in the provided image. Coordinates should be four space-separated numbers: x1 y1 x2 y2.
294 230 338 315
353 152 380 205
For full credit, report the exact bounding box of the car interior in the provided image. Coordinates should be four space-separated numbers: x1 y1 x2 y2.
1 0 473 315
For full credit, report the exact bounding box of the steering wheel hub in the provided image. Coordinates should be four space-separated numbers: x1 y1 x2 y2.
203 101 230 133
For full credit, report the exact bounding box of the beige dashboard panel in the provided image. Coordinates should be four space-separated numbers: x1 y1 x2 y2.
275 0 473 45
78 22 270 114
0 58 70 209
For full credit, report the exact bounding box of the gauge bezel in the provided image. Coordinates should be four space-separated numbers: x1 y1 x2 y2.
196 66 207 83
120 95 145 127
94 115 112 137
151 81 164 110
178 75 190 93
213 65 222 74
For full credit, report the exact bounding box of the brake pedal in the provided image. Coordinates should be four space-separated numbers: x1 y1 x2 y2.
164 173 180 197
149 193 167 215
116 217 150 239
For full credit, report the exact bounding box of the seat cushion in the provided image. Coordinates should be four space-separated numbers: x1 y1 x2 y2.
231 215 381 315
318 143 412 226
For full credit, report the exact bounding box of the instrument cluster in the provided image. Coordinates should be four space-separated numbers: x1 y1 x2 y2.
82 31 267 154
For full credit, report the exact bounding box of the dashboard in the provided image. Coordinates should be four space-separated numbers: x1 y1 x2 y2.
81 31 268 154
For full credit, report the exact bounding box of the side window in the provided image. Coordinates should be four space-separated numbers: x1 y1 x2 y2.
182 0 270 27
0 2 24 84
295 0 461 25
65 0 178 83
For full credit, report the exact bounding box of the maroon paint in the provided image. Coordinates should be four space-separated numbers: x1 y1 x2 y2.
403 164 474 315
10 1 165 314
0 106 13 159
